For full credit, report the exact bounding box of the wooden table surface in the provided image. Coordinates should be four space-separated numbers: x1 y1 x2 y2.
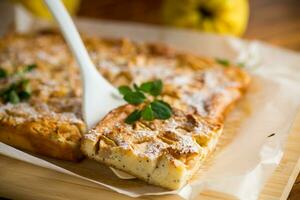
78 0 300 199
245 0 300 51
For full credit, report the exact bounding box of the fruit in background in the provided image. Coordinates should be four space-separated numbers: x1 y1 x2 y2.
162 0 249 36
12 0 80 20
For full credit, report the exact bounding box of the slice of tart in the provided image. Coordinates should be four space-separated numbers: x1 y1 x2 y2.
0 33 85 161
81 104 222 190
0 103 85 161
81 39 250 189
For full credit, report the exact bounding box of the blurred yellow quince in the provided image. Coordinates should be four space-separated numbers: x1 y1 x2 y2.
162 0 249 36
12 0 80 20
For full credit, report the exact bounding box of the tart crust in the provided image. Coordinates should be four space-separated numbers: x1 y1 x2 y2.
0 103 85 161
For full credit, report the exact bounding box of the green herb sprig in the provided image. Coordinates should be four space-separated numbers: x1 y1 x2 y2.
215 58 245 68
118 80 172 124
0 68 7 79
0 64 36 104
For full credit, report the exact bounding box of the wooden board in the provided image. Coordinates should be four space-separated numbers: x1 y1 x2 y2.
1 111 299 200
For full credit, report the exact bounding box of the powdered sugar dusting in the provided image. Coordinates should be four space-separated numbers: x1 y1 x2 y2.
0 103 83 125
173 135 199 154
143 140 167 159
135 130 158 141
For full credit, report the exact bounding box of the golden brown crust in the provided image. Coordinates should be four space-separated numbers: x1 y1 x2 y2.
0 103 85 161
0 125 83 161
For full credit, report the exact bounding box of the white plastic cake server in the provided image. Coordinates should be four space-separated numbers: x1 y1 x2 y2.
44 0 123 130
44 0 135 179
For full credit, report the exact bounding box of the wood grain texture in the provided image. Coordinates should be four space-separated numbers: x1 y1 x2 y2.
245 0 300 51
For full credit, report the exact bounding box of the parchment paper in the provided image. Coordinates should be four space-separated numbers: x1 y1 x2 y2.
1 18 300 200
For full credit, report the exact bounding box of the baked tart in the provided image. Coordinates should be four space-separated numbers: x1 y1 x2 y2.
0 32 250 187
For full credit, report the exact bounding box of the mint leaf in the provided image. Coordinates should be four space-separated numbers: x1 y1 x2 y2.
16 64 37 76
141 104 154 121
118 86 132 95
19 79 31 100
24 64 37 72
237 62 245 68
155 100 171 110
150 80 163 96
0 64 35 104
151 100 172 120
124 91 145 105
119 80 172 123
140 80 162 96
20 79 31 92
139 82 152 93
8 90 20 104
0 79 32 103
216 58 230 67
133 83 140 91
0 68 7 79
125 109 142 124
18 91 31 100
